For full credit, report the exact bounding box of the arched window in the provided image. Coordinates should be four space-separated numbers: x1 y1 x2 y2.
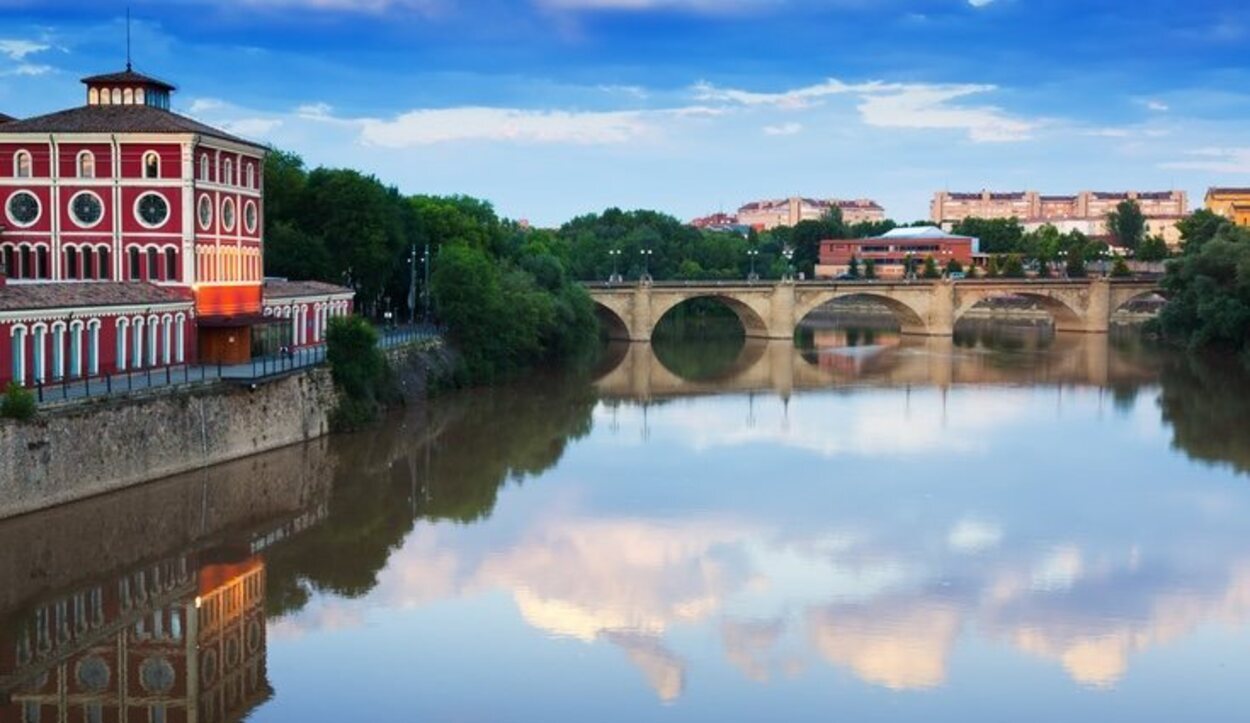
51 323 66 380
82 246 95 280
88 88 100 105
36 246 48 279
135 88 146 106
116 319 129 372
132 318 145 369
165 248 177 281
31 324 46 384
146 316 159 367
122 88 133 105
66 246 79 279
147 248 159 281
200 155 209 181
246 163 255 189
111 88 122 105
128 247 141 280
69 322 84 378
161 316 173 365
10 326 27 386
20 246 32 278
77 151 95 178
143 152 160 179
14 150 31 178
223 158 233 185
98 247 111 280
87 321 101 375
2 246 15 279
174 314 186 364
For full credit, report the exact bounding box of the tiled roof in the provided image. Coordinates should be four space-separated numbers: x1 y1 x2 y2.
0 282 192 312
1208 187 1250 195
263 279 355 300
0 104 262 148
81 69 176 91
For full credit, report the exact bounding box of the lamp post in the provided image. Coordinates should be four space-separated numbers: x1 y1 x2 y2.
782 247 795 282
608 249 622 283
746 248 759 282
421 244 431 324
406 244 417 324
639 248 654 284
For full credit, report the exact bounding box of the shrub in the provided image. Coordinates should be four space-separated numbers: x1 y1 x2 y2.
1002 254 1026 278
326 316 393 431
1 382 36 421
921 256 941 279
864 259 877 280
946 259 964 275
1110 257 1132 278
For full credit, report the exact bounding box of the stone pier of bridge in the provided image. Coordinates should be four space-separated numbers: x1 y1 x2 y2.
586 279 1158 343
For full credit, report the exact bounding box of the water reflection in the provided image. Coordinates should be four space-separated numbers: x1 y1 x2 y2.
3 330 1250 720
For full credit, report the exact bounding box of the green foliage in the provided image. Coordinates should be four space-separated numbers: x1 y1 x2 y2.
1002 254 1026 278
964 264 977 279
1111 256 1132 278
864 258 877 279
265 220 332 281
326 316 392 431
848 255 860 279
1155 224 1250 351
1177 209 1232 256
1065 250 1087 278
1137 235 1171 262
1106 199 1147 251
432 243 597 383
0 382 36 421
951 217 1025 254
921 255 941 279
985 256 1000 278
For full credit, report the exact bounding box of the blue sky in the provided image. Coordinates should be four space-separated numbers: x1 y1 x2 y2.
1 0 1248 225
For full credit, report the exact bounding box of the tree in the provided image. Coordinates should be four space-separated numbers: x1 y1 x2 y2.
864 258 877 280
951 217 1025 254
1155 224 1250 351
922 256 941 279
1002 254 1026 278
985 256 1000 278
1110 256 1132 278
964 264 978 279
1065 250 1087 278
1137 235 1171 262
946 259 964 275
1176 209 1231 256
265 221 332 281
1106 200 1147 252
848 255 861 279
326 316 390 430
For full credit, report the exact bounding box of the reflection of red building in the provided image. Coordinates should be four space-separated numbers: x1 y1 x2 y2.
0 552 269 723
816 227 978 279
0 62 353 385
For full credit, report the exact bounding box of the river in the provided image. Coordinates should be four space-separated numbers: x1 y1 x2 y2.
2 322 1250 721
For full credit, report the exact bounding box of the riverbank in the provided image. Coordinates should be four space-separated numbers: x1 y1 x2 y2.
0 341 454 521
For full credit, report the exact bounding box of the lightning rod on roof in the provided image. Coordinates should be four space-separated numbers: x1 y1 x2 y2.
126 6 132 71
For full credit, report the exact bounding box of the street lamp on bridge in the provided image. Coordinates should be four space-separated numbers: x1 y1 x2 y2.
608 248 623 283
639 248 654 284
781 247 795 281
746 248 759 282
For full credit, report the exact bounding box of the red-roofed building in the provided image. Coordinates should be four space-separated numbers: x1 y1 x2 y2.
0 65 353 388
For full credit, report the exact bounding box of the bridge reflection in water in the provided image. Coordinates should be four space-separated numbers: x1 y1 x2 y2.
593 330 1158 402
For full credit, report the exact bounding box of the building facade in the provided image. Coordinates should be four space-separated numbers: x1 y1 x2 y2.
736 197 886 230
0 66 353 387
1205 188 1250 227
815 227 978 279
930 189 1189 248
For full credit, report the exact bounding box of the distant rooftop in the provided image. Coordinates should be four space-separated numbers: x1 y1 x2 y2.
263 279 355 300
879 226 972 239
0 282 191 312
82 68 176 92
0 112 15 125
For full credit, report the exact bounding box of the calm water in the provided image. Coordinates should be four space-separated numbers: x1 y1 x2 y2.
4 325 1250 722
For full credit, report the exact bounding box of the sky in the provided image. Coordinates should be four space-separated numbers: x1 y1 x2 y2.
1 0 1248 226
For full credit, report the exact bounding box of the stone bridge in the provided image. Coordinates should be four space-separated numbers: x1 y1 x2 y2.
585 279 1162 341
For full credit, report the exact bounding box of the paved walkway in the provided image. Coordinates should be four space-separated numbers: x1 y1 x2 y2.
32 324 439 407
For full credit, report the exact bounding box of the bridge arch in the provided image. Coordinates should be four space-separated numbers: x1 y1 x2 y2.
650 293 772 338
593 302 631 340
794 291 931 335
953 290 1084 329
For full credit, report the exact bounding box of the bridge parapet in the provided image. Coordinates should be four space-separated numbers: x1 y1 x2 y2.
584 279 1161 342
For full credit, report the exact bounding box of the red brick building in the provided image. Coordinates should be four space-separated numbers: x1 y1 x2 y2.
816 227 978 279
0 65 353 387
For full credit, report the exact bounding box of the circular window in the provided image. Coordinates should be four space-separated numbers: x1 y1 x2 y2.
244 201 257 234
76 655 110 693
5 191 40 228
198 195 213 230
135 192 170 229
70 191 104 228
139 656 176 694
221 198 236 232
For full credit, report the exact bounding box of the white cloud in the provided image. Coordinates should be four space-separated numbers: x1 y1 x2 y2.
0 39 49 62
537 0 777 12
221 117 285 137
968 0 996 7
1160 147 1250 174
358 106 653 146
1145 100 1169 112
948 519 1003 553
0 64 52 77
763 122 803 136
693 78 1039 142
